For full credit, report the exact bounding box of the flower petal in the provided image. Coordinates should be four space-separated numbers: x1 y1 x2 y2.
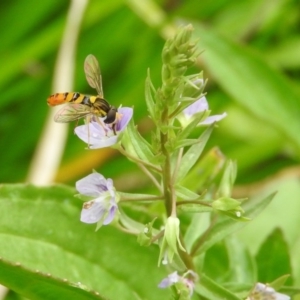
183 96 208 117
76 173 108 196
199 112 227 125
103 202 118 225
74 122 107 144
250 283 290 300
158 271 180 288
80 199 106 224
115 107 133 132
89 136 119 149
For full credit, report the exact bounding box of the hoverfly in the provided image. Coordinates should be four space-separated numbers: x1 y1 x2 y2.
47 54 118 134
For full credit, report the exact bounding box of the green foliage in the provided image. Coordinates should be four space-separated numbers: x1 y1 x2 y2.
256 228 293 285
0 184 166 300
1 0 300 299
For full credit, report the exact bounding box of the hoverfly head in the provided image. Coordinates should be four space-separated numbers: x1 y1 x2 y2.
104 106 118 124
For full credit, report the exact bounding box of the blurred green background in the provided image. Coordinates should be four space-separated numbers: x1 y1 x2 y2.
1 0 300 291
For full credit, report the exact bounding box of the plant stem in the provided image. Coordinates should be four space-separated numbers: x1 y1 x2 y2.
161 130 173 216
190 215 217 256
120 195 164 202
176 200 212 207
117 144 161 173
137 163 163 193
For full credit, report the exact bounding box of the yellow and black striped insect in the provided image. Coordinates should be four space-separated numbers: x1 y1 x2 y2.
47 54 118 131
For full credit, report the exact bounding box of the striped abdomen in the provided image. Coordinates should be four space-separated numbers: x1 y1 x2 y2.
47 92 97 106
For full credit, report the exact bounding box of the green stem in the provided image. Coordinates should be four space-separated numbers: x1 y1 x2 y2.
176 200 212 207
120 195 164 202
117 144 161 173
161 130 173 216
138 162 163 193
151 229 164 244
179 234 195 271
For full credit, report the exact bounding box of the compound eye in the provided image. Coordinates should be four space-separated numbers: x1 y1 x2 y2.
104 107 117 124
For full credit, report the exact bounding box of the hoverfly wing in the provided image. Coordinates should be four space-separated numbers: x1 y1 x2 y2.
54 103 91 123
84 54 104 98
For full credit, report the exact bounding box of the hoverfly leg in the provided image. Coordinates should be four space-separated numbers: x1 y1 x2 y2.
73 119 80 131
112 123 116 135
95 117 109 136
85 115 91 148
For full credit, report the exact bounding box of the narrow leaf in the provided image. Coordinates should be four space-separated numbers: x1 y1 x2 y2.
177 125 214 182
123 119 156 164
194 273 240 300
145 69 156 121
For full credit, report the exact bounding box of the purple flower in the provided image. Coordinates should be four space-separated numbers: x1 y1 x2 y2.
158 271 197 297
76 172 118 228
247 283 290 300
158 271 180 288
75 107 133 149
183 96 227 125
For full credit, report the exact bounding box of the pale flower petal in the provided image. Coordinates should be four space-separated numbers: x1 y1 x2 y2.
183 96 208 117
182 96 226 126
80 199 106 224
76 173 108 196
199 112 227 125
158 270 197 297
158 271 180 288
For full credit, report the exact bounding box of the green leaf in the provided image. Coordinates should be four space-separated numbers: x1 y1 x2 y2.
178 204 212 213
217 160 237 198
202 241 229 281
0 257 104 300
0 184 167 300
175 184 200 200
176 110 209 140
193 23 300 156
145 69 156 121
173 138 201 150
194 273 240 300
123 118 156 164
225 237 257 284
184 213 210 252
192 192 276 256
269 274 290 291
119 191 162 201
212 197 244 211
177 125 214 182
181 147 226 191
256 228 293 285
